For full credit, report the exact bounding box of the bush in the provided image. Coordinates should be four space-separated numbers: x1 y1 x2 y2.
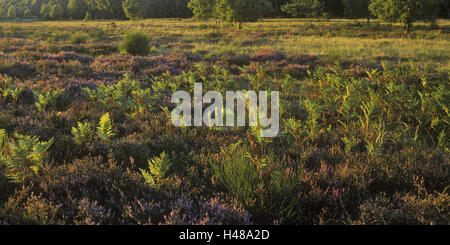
69 32 89 45
210 143 301 224
119 30 151 56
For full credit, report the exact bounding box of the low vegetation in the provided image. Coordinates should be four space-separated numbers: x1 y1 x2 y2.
0 17 448 224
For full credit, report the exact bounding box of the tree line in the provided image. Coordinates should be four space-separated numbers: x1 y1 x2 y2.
1 0 449 31
0 0 193 20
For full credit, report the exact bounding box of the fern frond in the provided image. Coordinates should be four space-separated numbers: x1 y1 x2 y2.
97 113 115 142
34 89 64 112
141 152 172 188
139 168 155 187
0 129 7 152
72 122 93 145
3 133 53 183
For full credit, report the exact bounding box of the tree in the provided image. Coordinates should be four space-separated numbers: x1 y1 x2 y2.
369 0 443 33
342 0 370 24
68 0 87 19
7 5 17 19
281 0 324 18
95 0 126 19
50 4 64 20
217 0 268 29
122 0 148 20
187 0 216 22
322 0 344 18
40 3 52 19
214 0 230 23
23 8 31 18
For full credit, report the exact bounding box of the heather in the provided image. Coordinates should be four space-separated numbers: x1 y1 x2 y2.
0 18 448 225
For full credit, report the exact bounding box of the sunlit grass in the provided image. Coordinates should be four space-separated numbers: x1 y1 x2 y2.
1 18 449 70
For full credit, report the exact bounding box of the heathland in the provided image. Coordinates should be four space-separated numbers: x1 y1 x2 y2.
0 18 448 224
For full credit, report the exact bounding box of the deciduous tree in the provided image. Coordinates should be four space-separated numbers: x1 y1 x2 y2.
188 0 216 22
281 0 324 18
369 0 443 32
342 0 370 24
122 0 148 20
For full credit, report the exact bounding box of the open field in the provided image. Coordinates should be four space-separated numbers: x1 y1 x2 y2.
0 19 449 225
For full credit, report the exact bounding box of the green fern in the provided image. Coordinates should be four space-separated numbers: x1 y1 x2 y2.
0 76 13 90
0 129 8 168
342 136 359 154
2 87 23 102
83 75 155 117
83 85 115 106
0 129 8 151
34 89 64 112
2 133 54 183
71 122 93 145
140 151 172 188
282 118 302 142
97 113 115 142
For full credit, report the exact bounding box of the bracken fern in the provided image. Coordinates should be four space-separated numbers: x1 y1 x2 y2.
96 113 115 142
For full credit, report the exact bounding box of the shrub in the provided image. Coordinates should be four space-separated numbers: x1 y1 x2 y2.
210 143 301 224
119 30 151 56
69 32 88 45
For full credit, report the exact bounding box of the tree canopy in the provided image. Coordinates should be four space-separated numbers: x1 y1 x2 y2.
0 0 448 24
369 0 443 32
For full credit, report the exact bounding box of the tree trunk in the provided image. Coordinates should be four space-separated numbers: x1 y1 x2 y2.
405 23 410 33
367 17 370 25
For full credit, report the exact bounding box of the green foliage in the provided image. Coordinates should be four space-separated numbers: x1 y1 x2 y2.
0 129 8 153
39 3 52 19
188 0 216 21
83 85 115 107
0 76 22 104
342 0 369 20
96 113 115 142
211 143 301 223
140 151 172 188
216 0 268 28
50 4 64 20
369 0 443 32
211 143 259 205
83 74 156 117
34 89 64 112
0 17 448 225
0 133 54 183
122 0 148 20
2 87 23 103
69 32 88 44
119 30 151 56
68 0 87 19
281 0 324 18
304 63 449 149
0 0 447 21
7 5 16 19
71 122 93 145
